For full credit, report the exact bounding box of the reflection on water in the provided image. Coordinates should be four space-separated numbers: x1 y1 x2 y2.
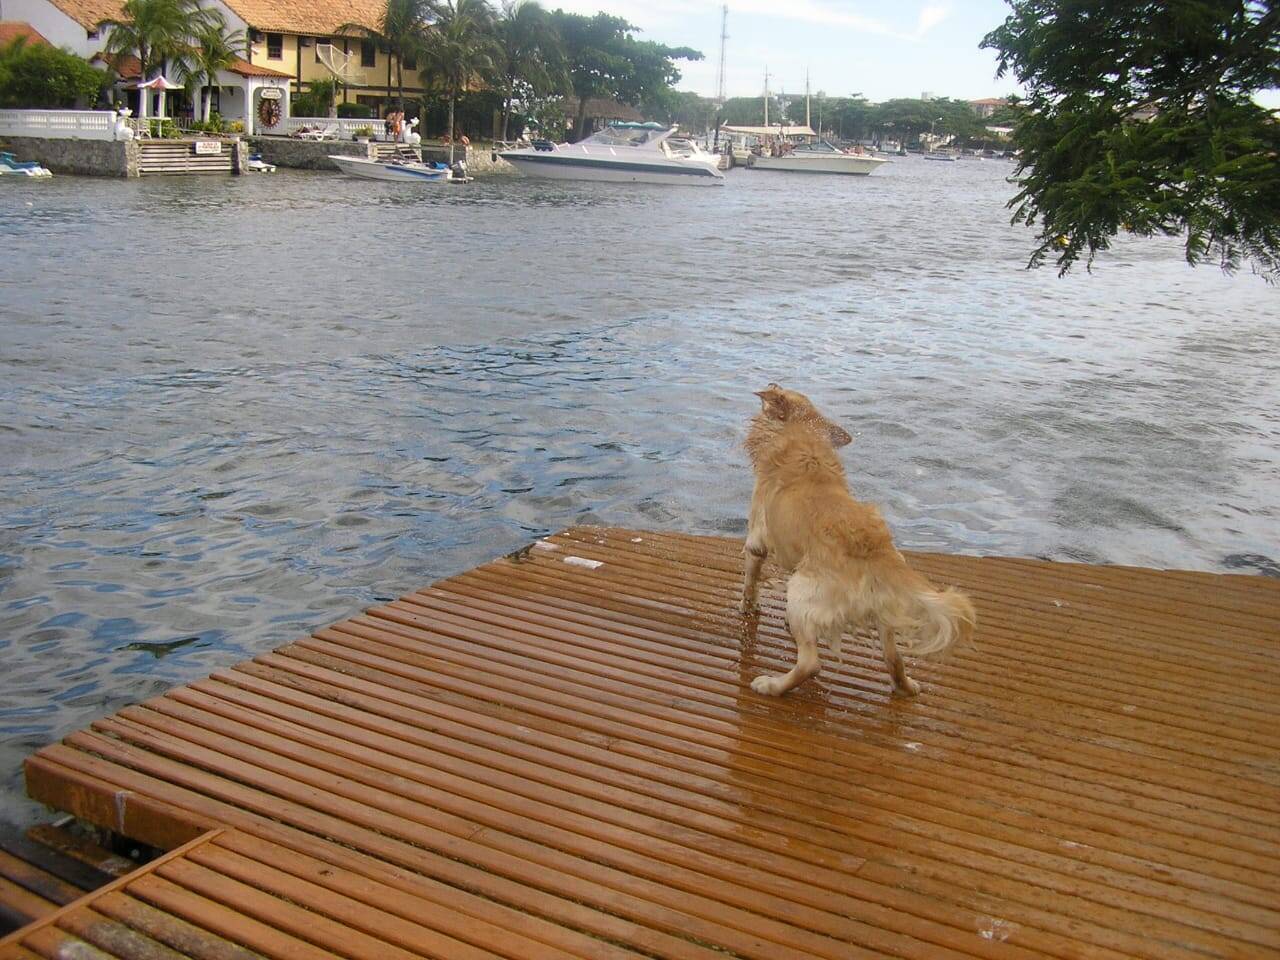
1 158 1277 827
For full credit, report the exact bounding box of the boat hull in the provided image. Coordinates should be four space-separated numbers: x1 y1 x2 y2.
329 155 450 182
501 152 723 185
750 154 888 175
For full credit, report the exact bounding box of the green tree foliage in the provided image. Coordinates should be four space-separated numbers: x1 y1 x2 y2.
421 0 499 159
99 0 220 87
718 95 776 126
983 0 1280 279
642 88 715 130
548 10 700 139
292 77 338 117
342 0 432 112
183 18 245 122
0 37 109 107
495 0 566 139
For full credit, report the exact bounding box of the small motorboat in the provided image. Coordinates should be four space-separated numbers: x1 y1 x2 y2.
329 154 455 182
501 123 724 185
924 150 961 162
0 152 52 178
245 153 276 173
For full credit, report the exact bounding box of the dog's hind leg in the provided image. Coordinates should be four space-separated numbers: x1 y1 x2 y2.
880 624 920 696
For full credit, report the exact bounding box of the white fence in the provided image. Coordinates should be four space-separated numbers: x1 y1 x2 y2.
0 109 118 141
278 116 391 140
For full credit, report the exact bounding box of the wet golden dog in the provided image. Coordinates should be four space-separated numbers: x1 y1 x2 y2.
742 384 975 696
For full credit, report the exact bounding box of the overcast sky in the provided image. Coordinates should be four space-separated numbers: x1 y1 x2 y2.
550 0 1024 102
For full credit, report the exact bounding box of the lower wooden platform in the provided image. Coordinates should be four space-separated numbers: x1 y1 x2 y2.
5 527 1278 959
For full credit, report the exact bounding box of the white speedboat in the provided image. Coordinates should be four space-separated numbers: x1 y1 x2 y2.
329 154 453 182
751 139 890 176
501 123 724 185
924 150 961 162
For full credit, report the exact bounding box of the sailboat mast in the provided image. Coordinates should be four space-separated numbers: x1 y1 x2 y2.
715 5 728 108
805 70 811 132
763 66 769 127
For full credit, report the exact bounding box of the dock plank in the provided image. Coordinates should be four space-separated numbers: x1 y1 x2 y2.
9 526 1279 959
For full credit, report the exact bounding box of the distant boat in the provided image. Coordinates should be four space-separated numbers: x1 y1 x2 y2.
502 123 724 185
752 138 890 176
924 149 961 162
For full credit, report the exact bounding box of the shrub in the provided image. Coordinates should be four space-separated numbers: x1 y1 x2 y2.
336 102 373 118
148 118 178 138
0 38 109 108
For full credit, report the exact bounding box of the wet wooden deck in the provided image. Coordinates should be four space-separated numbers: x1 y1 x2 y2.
4 526 1278 959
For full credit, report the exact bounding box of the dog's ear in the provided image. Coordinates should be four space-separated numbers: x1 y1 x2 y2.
754 384 789 420
825 422 853 447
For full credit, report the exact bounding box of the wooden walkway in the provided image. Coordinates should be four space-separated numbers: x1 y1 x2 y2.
3 526 1278 960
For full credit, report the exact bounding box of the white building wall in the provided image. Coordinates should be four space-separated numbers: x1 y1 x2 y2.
0 0 95 55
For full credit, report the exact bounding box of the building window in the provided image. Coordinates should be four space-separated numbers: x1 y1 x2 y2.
360 40 375 67
267 33 283 59
87 28 99 39
403 51 416 70
314 37 328 62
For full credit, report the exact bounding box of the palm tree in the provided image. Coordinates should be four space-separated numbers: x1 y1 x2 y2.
100 0 219 114
341 0 431 114
494 0 565 141
183 17 246 123
421 0 499 162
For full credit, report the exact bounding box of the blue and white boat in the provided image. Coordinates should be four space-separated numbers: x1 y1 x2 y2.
501 123 724 185
329 154 454 182
0 152 52 178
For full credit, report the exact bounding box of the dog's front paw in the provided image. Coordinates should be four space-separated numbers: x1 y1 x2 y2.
751 674 783 696
893 677 921 697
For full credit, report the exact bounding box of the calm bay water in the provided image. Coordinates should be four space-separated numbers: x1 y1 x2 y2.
1 157 1277 827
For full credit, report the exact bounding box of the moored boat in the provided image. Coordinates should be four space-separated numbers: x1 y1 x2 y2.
751 139 890 176
501 123 724 185
0 152 52 178
329 154 455 182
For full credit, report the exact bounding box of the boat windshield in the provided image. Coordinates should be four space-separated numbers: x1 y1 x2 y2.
582 123 669 147
795 139 843 154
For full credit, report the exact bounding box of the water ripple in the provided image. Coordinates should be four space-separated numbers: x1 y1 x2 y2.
0 158 1277 826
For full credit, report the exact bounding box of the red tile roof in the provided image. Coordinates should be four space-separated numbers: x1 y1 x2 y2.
0 20 51 45
46 0 125 30
228 57 293 78
91 53 291 81
46 0 383 33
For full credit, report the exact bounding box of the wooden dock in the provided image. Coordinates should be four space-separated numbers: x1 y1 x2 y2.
3 526 1278 959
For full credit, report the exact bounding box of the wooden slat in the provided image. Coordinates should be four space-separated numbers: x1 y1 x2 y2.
25 824 135 878
15 526 1280 960
0 876 58 930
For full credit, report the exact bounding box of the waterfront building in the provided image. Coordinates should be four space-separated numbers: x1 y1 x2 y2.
0 0 420 130
969 97 1010 118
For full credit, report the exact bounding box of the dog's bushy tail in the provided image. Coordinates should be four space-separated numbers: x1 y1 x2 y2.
898 581 975 657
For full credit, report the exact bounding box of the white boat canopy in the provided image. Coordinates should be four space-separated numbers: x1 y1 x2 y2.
721 125 817 138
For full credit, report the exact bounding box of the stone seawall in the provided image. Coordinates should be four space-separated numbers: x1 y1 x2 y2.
247 137 515 175
247 137 372 170
0 136 137 177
